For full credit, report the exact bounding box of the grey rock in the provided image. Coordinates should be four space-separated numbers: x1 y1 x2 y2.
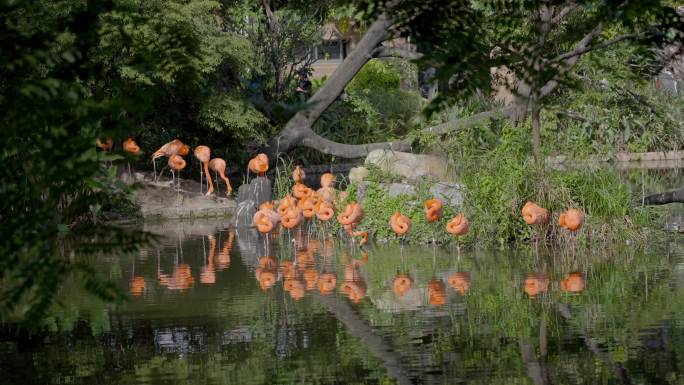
429 182 464 207
234 200 256 228
247 177 272 207
365 149 454 181
387 183 416 197
356 181 371 201
349 166 370 183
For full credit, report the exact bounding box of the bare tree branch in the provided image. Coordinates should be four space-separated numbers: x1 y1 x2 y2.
372 46 423 60
549 32 640 64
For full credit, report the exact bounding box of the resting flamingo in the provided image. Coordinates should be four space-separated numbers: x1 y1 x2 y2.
248 153 269 177
559 208 584 232
446 213 470 253
292 165 306 183
208 158 232 196
168 155 186 190
521 201 549 225
424 198 443 244
151 139 190 181
560 272 585 293
317 173 337 202
193 146 213 195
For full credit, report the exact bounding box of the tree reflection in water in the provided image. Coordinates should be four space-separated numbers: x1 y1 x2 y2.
3 221 684 385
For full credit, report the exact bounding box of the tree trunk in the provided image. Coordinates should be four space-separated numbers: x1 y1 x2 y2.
644 188 684 205
531 104 541 160
259 13 398 162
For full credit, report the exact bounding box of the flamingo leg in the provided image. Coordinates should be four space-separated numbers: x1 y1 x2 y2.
153 159 157 182
199 163 203 194
214 171 220 196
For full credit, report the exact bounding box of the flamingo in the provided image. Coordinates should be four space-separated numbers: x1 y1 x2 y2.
208 158 233 196
281 206 304 230
338 202 364 243
522 201 549 244
521 201 549 225
293 182 313 200
123 138 141 180
317 173 337 202
298 195 318 219
559 208 584 232
277 196 297 217
292 165 306 183
424 198 443 244
315 200 334 221
253 204 280 252
248 153 269 177
446 213 470 254
96 138 113 151
389 211 411 238
193 146 213 195
168 155 186 189
151 139 190 181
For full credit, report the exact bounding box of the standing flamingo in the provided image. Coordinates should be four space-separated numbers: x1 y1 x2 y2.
123 138 141 180
208 158 233 196
151 139 190 181
193 146 213 195
317 173 337 202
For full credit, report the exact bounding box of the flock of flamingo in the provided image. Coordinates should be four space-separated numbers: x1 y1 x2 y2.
100 137 585 248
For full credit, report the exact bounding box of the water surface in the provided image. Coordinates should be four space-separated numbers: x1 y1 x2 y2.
2 218 684 385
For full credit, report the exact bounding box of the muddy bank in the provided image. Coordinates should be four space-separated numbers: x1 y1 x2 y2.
131 172 236 220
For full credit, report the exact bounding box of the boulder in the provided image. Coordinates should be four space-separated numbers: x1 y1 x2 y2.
349 166 370 183
429 182 464 207
365 149 453 181
234 199 257 228
247 176 272 207
387 182 416 197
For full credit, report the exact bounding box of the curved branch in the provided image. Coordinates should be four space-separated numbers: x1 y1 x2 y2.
372 46 423 60
299 128 410 158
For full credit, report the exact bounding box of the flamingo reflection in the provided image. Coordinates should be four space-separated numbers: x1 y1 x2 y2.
392 272 413 297
256 256 278 291
158 263 195 291
447 272 471 295
560 272 585 293
216 230 233 270
428 278 447 306
200 234 217 284
129 276 146 297
340 260 367 303
524 273 550 298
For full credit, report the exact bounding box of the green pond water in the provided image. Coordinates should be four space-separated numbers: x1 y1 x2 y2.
2 218 684 385
3 166 684 384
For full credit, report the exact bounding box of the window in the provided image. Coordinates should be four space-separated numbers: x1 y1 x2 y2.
314 40 348 61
